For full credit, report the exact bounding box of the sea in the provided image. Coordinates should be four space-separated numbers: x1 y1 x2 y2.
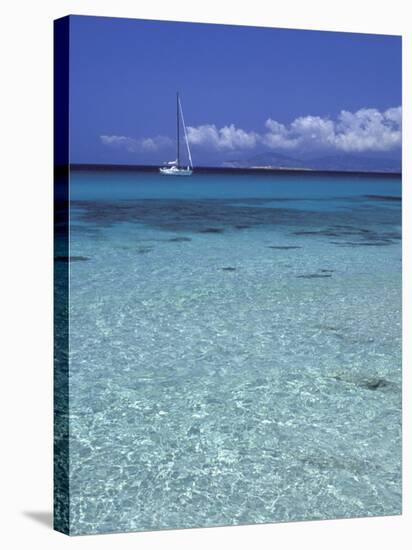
56 169 402 535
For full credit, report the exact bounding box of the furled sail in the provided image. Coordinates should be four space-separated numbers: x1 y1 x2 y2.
179 97 193 169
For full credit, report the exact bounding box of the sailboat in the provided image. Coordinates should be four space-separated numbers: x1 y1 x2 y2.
160 93 193 176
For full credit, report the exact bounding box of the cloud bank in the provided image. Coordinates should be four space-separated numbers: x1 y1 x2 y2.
101 106 401 155
187 107 402 153
100 134 172 152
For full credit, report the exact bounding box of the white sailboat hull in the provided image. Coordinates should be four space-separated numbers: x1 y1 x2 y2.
159 166 193 176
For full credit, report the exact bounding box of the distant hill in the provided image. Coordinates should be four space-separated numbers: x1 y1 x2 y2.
222 150 401 173
223 151 305 169
307 154 401 173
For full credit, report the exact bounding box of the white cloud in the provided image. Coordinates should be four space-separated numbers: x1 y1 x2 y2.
384 106 402 126
333 108 402 152
100 106 401 155
187 107 401 153
187 124 258 150
261 119 297 149
100 134 172 153
290 116 336 147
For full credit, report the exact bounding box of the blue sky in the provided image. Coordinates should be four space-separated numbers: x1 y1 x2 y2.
68 15 402 166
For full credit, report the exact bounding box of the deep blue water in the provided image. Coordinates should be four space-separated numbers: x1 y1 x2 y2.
59 170 401 534
70 170 400 201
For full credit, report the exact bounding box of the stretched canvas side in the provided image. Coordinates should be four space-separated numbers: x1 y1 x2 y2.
53 15 70 535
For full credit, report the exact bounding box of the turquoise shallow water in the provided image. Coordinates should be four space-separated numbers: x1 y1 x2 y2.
60 171 401 534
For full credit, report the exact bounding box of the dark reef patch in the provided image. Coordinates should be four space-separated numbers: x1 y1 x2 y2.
359 378 390 391
293 227 372 238
168 237 192 242
268 245 302 250
71 197 401 239
364 195 401 202
330 240 393 247
296 273 332 279
292 225 401 248
315 324 341 332
137 246 153 254
332 374 394 393
199 227 225 234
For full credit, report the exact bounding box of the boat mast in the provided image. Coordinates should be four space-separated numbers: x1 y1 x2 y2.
176 91 180 168
179 95 193 169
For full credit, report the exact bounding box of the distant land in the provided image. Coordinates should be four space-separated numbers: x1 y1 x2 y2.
67 163 401 178
221 150 402 173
